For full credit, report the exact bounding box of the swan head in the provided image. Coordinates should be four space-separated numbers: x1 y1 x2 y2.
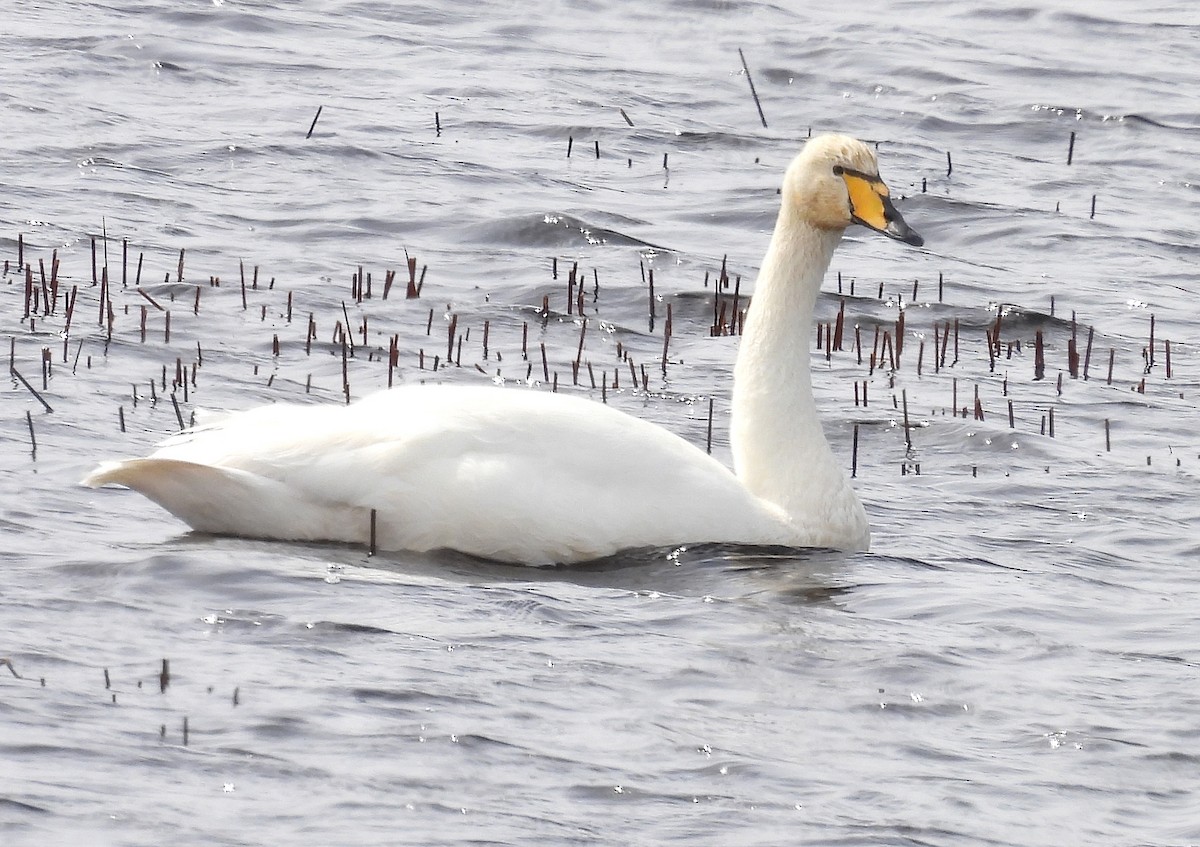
783 134 924 247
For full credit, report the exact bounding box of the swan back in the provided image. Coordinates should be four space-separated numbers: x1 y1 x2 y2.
87 386 797 563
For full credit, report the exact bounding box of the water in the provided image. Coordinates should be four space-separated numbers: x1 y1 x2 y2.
4 0 1200 844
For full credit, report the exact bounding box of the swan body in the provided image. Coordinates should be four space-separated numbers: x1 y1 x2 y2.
83 134 922 564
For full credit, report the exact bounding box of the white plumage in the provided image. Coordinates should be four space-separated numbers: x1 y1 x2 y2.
83 134 923 564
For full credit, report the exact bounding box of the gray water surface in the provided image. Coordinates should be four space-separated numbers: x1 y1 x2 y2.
3 1 1200 844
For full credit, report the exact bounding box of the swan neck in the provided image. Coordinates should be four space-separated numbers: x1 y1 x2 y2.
730 212 866 548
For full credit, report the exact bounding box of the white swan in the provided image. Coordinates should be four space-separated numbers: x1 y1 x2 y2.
83 134 923 564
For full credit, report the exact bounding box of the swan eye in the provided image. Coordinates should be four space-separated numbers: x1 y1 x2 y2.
833 165 887 192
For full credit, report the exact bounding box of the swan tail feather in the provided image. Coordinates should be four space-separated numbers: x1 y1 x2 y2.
80 458 367 543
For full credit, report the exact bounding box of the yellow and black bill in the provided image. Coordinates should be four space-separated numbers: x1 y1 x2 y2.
834 165 924 247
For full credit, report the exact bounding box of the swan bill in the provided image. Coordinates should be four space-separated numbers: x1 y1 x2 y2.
835 166 924 247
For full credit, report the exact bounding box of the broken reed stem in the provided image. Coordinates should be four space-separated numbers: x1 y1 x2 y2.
737 48 768 129
306 105 323 139
647 266 656 319
11 366 54 412
341 301 356 354
37 260 49 314
574 318 587 371
901 389 912 451
26 411 36 459
170 393 185 431
706 398 714 455
341 336 351 401
851 423 859 479
661 304 672 374
97 272 107 326
369 509 377 556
